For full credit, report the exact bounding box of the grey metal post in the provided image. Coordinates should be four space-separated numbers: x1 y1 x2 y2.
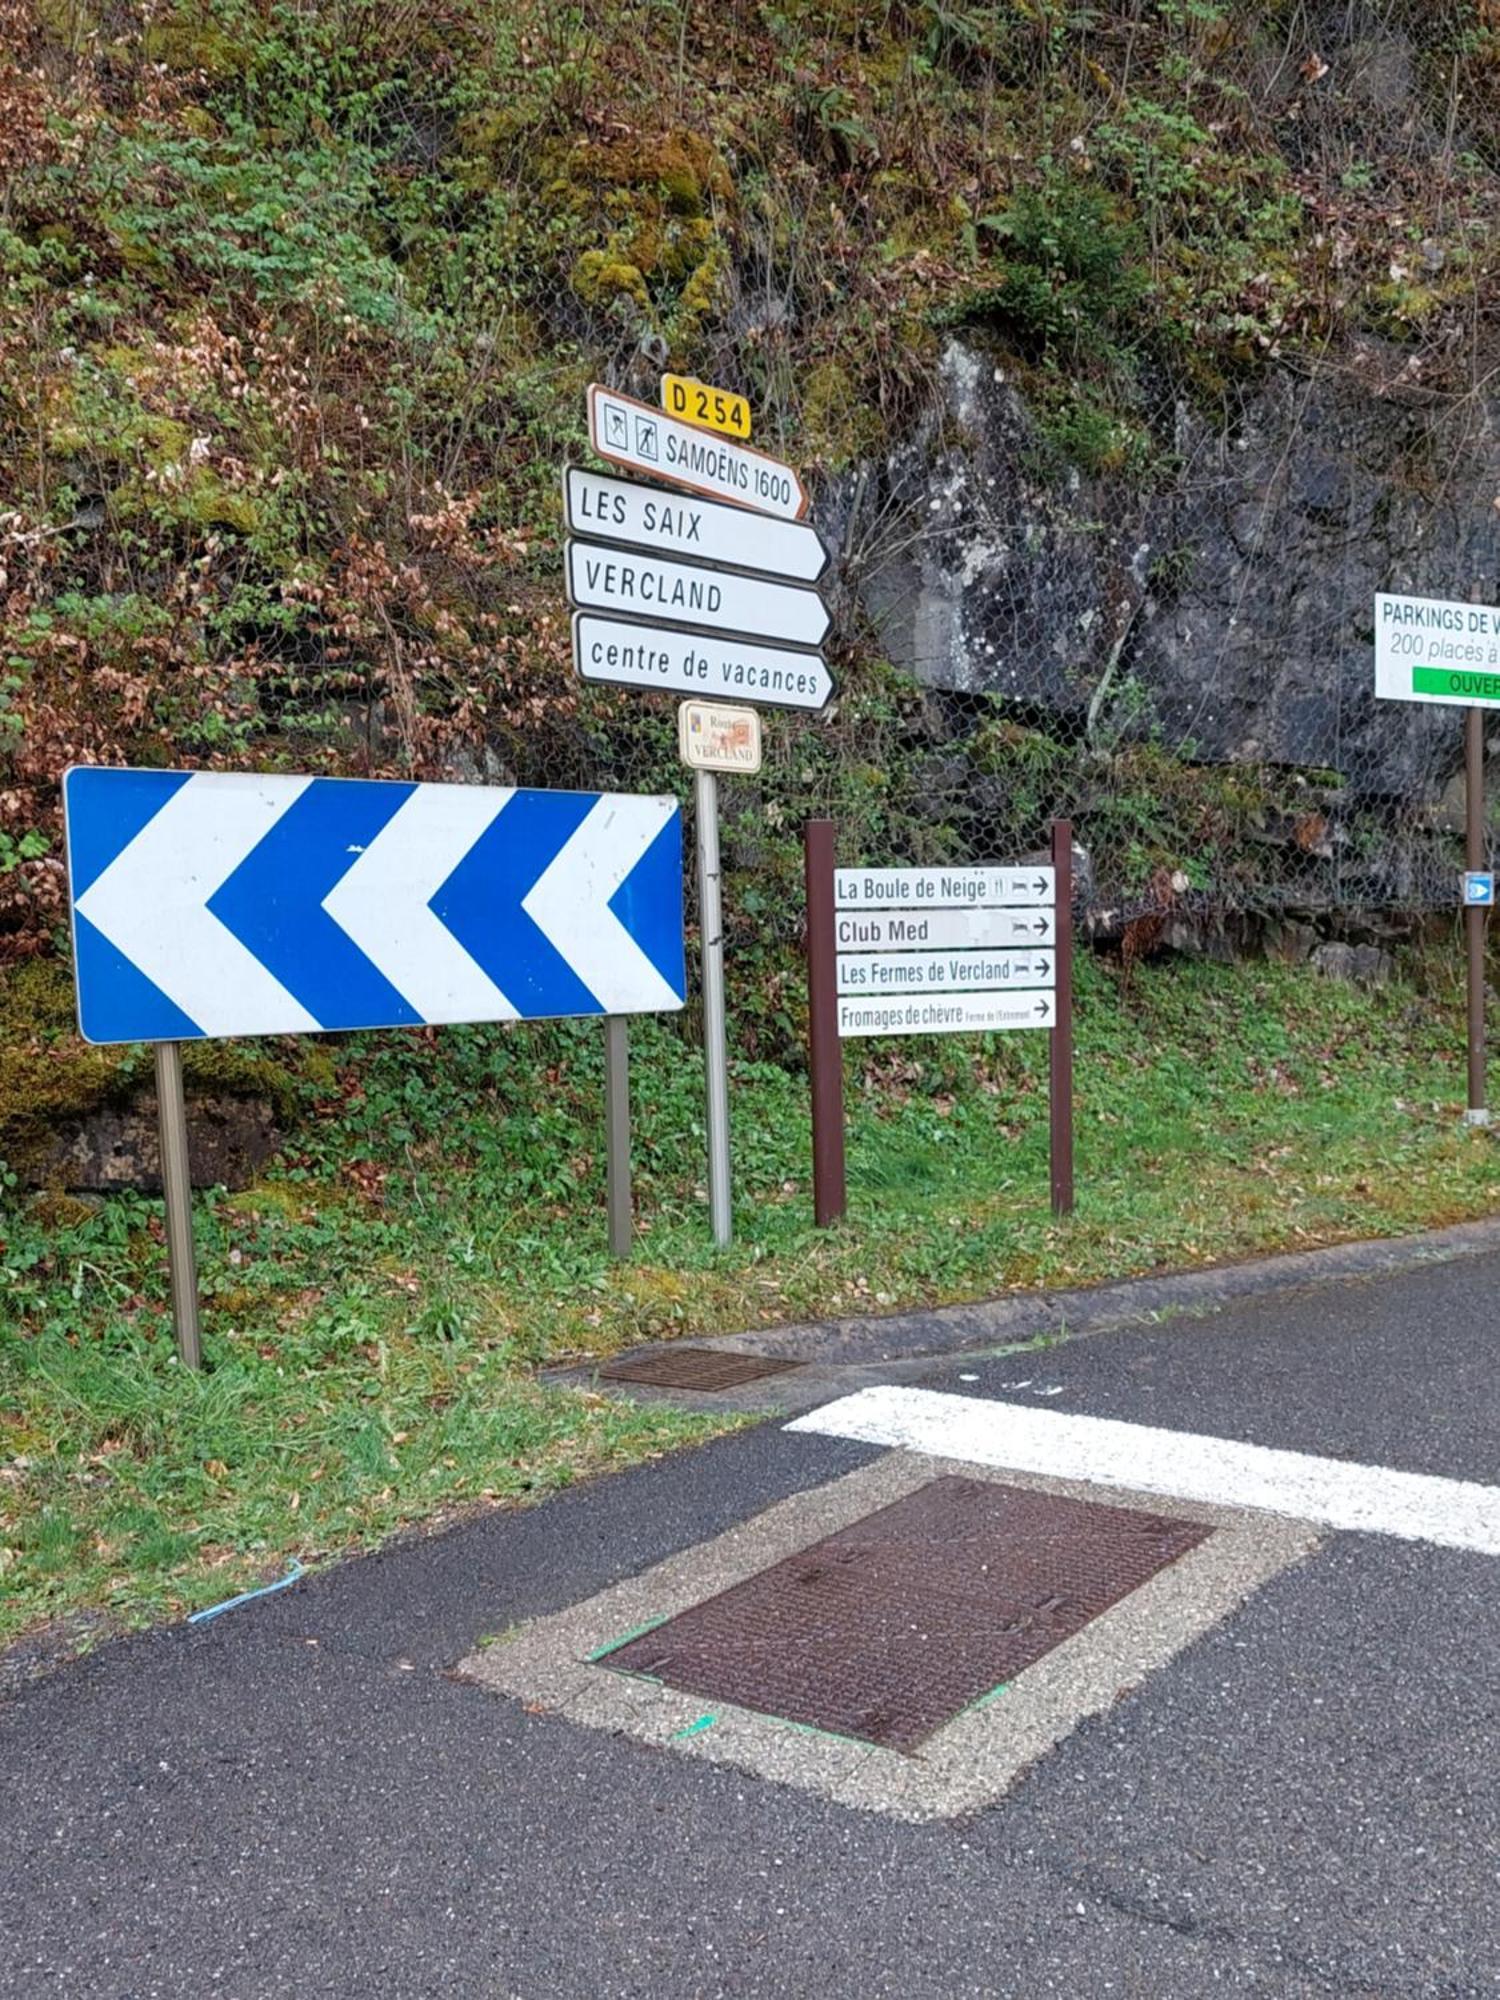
694 767 733 1245
603 1014 633 1257
153 1041 202 1370
1464 706 1490 1126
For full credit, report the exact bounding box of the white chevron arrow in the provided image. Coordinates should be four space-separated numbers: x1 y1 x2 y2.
322 783 518 1025
523 794 681 1013
74 772 320 1038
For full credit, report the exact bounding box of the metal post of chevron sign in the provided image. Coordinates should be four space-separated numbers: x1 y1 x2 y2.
603 1015 632 1259
153 1039 202 1369
63 767 688 1361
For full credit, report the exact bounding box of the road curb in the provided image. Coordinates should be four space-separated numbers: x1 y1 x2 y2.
557 1213 1500 1412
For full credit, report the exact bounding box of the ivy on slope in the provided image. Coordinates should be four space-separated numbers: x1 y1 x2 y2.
1 0 1497 1008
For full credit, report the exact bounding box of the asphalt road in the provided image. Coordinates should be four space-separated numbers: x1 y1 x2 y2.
3 1244 1497 1998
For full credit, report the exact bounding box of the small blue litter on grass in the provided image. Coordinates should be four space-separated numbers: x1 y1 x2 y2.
188 1560 305 1626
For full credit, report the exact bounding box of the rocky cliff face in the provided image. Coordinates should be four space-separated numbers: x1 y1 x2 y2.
861 338 1500 808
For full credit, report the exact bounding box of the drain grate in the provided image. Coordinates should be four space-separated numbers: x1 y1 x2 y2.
600 1477 1210 1752
599 1346 801 1392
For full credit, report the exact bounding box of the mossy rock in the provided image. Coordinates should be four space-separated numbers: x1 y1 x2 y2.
801 356 885 467
0 961 132 1163
570 251 651 312
562 132 734 218
0 959 319 1185
25 1190 98 1232
140 7 253 79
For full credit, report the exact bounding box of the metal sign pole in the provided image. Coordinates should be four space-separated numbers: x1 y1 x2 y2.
804 819 847 1226
695 768 733 1245
153 1041 203 1369
1464 708 1490 1126
603 1015 633 1257
1049 821 1076 1216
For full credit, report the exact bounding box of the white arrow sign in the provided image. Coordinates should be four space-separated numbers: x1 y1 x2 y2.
837 948 1054 997
588 384 809 520
835 907 1059 951
835 866 1054 909
565 469 828 583
572 612 833 711
566 540 829 649
71 772 325 1042
322 782 517 1027
838 990 1057 1039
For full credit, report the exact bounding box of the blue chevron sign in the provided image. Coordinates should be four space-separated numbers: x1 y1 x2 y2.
63 768 687 1045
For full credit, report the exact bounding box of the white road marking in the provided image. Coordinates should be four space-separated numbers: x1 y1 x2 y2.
786 1387 1500 1557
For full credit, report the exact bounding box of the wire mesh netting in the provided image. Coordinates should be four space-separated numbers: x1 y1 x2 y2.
3 0 1498 990
504 342 1497 983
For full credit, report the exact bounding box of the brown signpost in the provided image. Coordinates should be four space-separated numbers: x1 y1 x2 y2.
803 821 1074 1225
1049 820 1075 1217
1374 589 1494 1124
1466 706 1488 1123
804 818 847 1227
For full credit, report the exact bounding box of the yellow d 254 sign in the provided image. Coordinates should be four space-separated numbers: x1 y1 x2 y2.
661 374 751 441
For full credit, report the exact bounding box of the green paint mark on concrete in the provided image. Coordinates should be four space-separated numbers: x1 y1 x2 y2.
671 1713 719 1739
586 1613 669 1662
775 1715 878 1750
963 1680 1012 1713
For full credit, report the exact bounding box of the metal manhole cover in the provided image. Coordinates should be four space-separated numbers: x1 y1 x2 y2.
600 1477 1210 1752
600 1346 800 1391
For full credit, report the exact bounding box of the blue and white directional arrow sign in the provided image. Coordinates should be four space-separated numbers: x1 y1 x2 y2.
63 768 686 1045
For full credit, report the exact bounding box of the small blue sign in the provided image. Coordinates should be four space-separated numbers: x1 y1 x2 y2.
64 768 686 1045
1463 871 1495 908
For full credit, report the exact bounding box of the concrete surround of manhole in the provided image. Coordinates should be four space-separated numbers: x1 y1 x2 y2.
458 1453 1319 1822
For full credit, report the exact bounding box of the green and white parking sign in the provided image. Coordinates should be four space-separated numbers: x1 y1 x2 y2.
1375 591 1500 708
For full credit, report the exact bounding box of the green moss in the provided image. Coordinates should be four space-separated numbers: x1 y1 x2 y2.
0 964 134 1170
800 357 884 467
140 9 252 79
178 1042 313 1128
34 0 102 50
570 133 733 216
570 250 651 310
666 241 728 350
554 127 734 338
0 961 316 1176
44 358 191 472
26 1190 97 1231
175 473 265 536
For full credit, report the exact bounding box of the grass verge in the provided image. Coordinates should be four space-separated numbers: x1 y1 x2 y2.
3 953 1498 1652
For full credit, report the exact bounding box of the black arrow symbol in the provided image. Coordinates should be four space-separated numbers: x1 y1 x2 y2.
1033 876 1048 895
1030 917 1051 934
1034 999 1050 1016
1035 958 1051 980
